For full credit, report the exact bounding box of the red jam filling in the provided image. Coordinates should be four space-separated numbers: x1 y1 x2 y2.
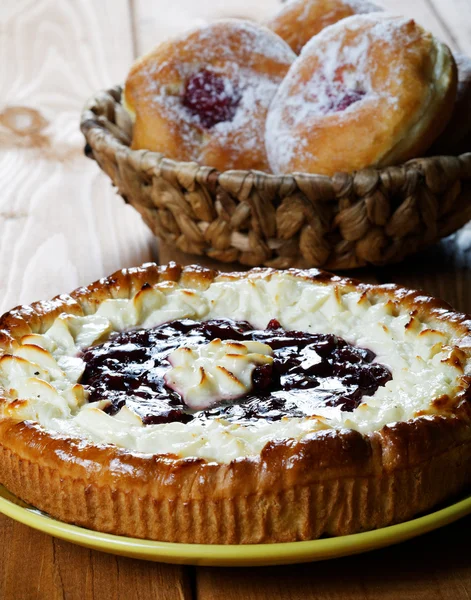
331 89 366 112
313 72 366 114
182 69 241 128
319 86 366 114
79 318 392 425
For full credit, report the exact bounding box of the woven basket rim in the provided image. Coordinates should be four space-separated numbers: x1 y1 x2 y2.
80 85 471 187
80 85 471 270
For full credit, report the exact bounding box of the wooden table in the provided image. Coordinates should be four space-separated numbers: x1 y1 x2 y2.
0 0 470 598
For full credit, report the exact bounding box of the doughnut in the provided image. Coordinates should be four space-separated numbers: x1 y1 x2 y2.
430 53 471 155
267 0 381 54
124 20 296 172
265 14 458 176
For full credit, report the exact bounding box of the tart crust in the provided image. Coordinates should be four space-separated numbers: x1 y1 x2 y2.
0 263 470 544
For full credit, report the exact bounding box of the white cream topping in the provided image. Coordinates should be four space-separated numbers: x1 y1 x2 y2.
0 272 468 462
165 339 273 410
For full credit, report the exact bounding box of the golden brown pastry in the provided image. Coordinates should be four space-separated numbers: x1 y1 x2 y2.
124 19 296 172
0 263 471 543
267 0 382 54
265 14 457 175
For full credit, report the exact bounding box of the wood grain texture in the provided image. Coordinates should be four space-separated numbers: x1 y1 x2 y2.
424 0 471 54
374 232 471 315
0 0 155 314
0 520 191 600
196 515 471 600
375 0 464 51
131 0 283 56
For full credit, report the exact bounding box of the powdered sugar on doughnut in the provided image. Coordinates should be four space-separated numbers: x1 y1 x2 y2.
211 76 283 152
265 14 425 173
143 63 285 159
198 20 297 65
128 19 295 171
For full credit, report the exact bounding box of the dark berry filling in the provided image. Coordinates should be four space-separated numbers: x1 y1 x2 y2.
320 86 366 114
182 69 241 128
333 89 366 112
313 73 366 114
79 318 392 425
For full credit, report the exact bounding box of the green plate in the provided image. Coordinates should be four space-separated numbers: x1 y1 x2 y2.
0 484 470 567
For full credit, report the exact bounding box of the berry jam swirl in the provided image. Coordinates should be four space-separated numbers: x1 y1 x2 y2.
79 319 392 425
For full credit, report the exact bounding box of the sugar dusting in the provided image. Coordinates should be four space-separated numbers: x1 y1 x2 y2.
265 14 418 172
139 20 295 168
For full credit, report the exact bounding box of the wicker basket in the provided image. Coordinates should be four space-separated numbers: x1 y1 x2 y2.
80 86 471 270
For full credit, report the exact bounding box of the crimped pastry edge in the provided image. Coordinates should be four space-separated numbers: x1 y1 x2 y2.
0 419 470 543
0 262 470 543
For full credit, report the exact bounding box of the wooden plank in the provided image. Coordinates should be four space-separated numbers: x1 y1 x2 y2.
374 232 471 314
0 522 191 600
426 0 471 54
196 515 471 600
0 0 155 314
0 1 187 599
131 0 283 55
375 0 461 51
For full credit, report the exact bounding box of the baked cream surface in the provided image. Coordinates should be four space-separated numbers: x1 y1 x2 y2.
0 272 466 462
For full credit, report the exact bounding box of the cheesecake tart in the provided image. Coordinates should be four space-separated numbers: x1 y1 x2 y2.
0 263 470 544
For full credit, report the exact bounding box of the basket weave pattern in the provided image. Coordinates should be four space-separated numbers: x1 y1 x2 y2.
81 87 471 269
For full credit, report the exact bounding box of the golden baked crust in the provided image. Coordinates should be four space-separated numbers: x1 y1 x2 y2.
0 262 470 543
124 20 295 172
267 0 382 54
265 14 458 176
